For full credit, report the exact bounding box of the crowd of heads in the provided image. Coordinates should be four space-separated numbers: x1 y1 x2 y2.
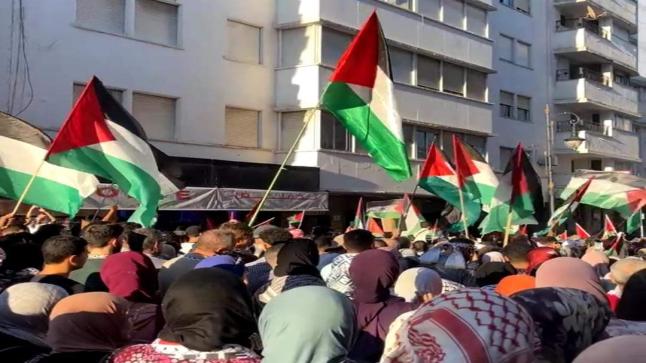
1 210 646 362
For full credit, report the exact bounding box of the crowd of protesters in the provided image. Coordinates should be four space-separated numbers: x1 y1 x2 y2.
0 207 646 362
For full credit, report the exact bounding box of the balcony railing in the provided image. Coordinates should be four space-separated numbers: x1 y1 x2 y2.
555 120 605 134
553 0 637 28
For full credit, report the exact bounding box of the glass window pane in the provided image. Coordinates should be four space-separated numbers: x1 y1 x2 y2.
133 93 176 141
500 91 514 118
227 20 261 64
516 42 531 67
281 111 305 151
76 0 125 34
403 124 414 157
444 0 464 29
73 83 123 104
383 0 411 10
281 27 316 67
499 147 513 170
321 113 334 150
135 0 178 46
515 0 530 14
466 69 487 101
465 134 487 156
499 35 513 61
334 120 347 151
443 63 464 96
322 28 352 66
517 95 531 121
466 5 487 37
415 129 437 159
419 0 441 19
389 47 413 84
418 56 441 90
224 107 259 147
442 131 455 158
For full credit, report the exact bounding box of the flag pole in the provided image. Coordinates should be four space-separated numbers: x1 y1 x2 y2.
248 109 316 225
640 211 644 239
503 209 513 246
297 210 305 229
9 159 46 216
457 186 470 239
399 184 419 235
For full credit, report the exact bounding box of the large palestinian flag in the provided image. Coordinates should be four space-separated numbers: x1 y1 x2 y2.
543 177 592 233
452 136 498 211
321 11 411 182
481 144 544 234
418 143 480 228
0 112 98 216
46 76 182 227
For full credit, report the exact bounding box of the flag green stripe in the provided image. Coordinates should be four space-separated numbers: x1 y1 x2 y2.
419 176 481 226
321 82 411 181
48 147 161 226
0 167 86 216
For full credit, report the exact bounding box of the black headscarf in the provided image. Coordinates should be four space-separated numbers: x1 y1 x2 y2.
616 269 646 321
273 239 320 278
475 262 517 287
159 268 258 352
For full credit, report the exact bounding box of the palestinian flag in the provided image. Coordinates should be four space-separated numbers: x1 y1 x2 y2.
320 11 412 181
418 143 480 228
402 194 426 237
603 215 617 239
0 112 98 216
575 223 591 239
626 210 643 234
452 136 498 210
480 144 544 234
366 198 405 219
45 77 182 227
353 197 365 229
560 171 646 224
545 177 592 233
366 217 384 236
287 211 304 225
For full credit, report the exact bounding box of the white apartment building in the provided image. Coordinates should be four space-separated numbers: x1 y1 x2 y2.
0 0 496 229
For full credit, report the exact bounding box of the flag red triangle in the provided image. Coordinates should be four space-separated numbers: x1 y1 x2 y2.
518 225 528 236
452 135 479 188
575 223 590 239
558 231 568 240
329 11 380 88
420 144 455 178
604 215 617 235
366 217 384 236
510 143 531 201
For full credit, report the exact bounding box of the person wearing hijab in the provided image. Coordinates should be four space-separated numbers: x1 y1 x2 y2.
259 286 356 363
194 254 246 277
393 267 443 304
381 289 535 363
100 251 159 303
349 249 414 362
255 239 325 307
474 262 516 287
526 247 559 275
573 335 646 363
0 283 68 362
512 287 611 363
607 258 646 311
33 292 132 362
494 274 535 297
535 257 608 303
109 269 260 363
581 248 610 278
615 269 646 321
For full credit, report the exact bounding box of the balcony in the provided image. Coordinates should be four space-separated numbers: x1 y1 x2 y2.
554 127 640 162
553 27 637 73
553 0 637 30
553 78 639 117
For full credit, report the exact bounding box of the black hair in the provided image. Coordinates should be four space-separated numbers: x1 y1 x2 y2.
314 235 334 249
373 239 388 248
258 228 292 246
41 235 87 264
502 239 533 263
616 269 646 321
81 223 123 248
398 236 411 249
343 229 374 252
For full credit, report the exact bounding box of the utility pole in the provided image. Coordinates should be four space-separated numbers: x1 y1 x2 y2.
545 104 555 215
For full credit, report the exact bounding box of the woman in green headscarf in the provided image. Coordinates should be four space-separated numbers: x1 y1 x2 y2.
259 286 356 363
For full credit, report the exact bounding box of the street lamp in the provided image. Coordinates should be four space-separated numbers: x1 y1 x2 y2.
563 113 585 151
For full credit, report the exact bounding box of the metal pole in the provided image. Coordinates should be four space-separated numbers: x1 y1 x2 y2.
545 104 555 215
640 211 644 239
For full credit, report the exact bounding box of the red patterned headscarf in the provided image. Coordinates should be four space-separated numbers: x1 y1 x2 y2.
381 289 535 363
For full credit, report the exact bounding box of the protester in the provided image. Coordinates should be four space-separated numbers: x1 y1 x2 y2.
615 269 646 321
349 249 413 362
31 235 87 294
109 269 261 362
480 250 505 263
535 257 608 303
100 251 159 303
381 289 536 363
393 267 442 304
474 261 516 287
70 223 123 291
607 258 646 311
526 246 559 275
255 239 324 308
194 255 245 277
0 283 67 362
314 235 341 270
158 229 235 295
180 225 201 254
502 238 532 273
245 226 291 293
219 222 256 263
136 228 167 269
512 287 611 363
324 229 374 297
573 335 646 363
259 286 356 363
494 274 535 297
581 248 611 278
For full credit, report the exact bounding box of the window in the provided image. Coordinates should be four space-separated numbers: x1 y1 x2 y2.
465 134 487 156
444 0 464 29
417 56 441 90
419 0 440 19
134 0 178 46
132 93 176 140
515 0 530 14
590 159 602 171
320 112 348 151
322 28 352 66
403 124 415 157
443 63 465 96
466 69 487 101
499 147 514 170
76 0 125 34
466 5 487 37
224 107 260 148
415 128 438 159
383 0 411 10
614 161 633 172
516 41 531 67
571 159 588 172
389 47 413 85
280 27 315 67
499 0 513 6
615 116 633 132
500 91 514 118
227 20 261 64
73 83 123 104
499 35 513 61
280 111 305 151
516 95 531 121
